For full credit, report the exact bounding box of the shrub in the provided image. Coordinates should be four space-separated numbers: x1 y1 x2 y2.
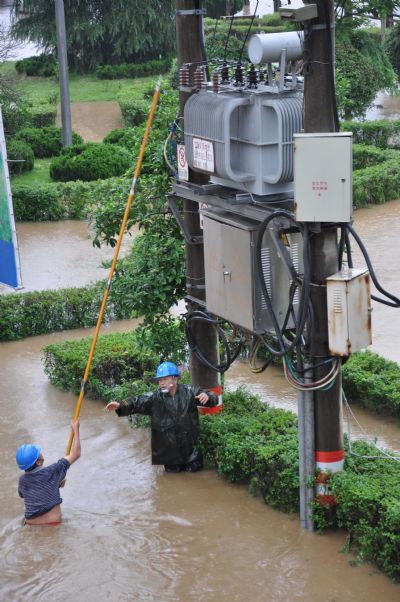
103 128 138 151
0 283 130 341
118 98 149 128
343 350 400 416
15 127 83 158
6 139 34 175
49 143 132 182
352 144 396 170
352 156 400 208
11 180 91 221
342 120 400 149
95 57 173 80
28 105 57 128
15 54 57 77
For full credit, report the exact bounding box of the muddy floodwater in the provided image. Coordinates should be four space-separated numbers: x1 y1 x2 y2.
1 202 400 600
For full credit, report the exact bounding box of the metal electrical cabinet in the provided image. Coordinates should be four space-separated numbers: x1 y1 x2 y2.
202 210 303 334
326 268 372 356
293 133 353 223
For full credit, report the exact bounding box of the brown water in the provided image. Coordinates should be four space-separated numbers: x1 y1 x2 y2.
1 206 400 600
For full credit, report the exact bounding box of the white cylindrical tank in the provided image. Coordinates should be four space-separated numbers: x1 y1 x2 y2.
248 31 304 64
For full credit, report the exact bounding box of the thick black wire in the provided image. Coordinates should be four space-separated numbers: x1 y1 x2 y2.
324 5 340 132
255 211 311 356
346 224 400 307
239 0 259 63
196 0 210 80
223 9 235 62
185 310 243 373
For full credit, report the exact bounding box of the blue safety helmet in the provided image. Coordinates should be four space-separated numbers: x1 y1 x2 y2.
155 361 180 379
16 444 41 471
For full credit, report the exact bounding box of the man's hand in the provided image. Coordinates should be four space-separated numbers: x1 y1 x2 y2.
195 392 209 406
59 478 66 488
105 401 121 412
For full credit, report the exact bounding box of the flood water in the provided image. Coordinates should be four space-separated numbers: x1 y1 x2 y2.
1 203 400 600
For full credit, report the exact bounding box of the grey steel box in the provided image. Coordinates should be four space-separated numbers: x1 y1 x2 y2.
202 211 303 334
326 268 372 356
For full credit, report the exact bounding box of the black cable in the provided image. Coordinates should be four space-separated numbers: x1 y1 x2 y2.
346 224 400 307
185 310 244 373
324 4 340 131
223 9 235 62
255 211 311 356
239 0 259 63
195 0 210 81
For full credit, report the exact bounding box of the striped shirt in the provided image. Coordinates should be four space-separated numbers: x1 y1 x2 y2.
18 458 70 519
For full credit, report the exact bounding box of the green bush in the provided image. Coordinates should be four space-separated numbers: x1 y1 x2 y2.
15 127 83 158
6 139 34 175
118 98 149 128
49 143 132 182
353 156 400 208
27 105 56 128
103 128 138 151
0 283 132 341
342 120 400 149
96 57 173 80
15 54 57 77
11 180 91 221
352 144 396 170
343 350 400 416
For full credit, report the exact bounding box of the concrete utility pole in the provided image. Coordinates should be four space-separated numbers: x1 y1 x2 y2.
303 0 344 517
55 0 72 147
175 0 220 391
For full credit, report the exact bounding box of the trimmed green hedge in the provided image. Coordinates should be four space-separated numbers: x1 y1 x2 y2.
342 120 400 149
15 127 83 158
0 283 132 341
352 143 397 170
343 350 400 416
49 143 132 182
96 57 173 80
353 156 400 207
7 139 34 175
11 181 92 221
15 54 57 77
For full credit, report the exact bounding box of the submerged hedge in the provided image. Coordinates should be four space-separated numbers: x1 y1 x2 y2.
42 332 400 582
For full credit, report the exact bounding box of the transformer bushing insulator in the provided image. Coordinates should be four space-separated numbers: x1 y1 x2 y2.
233 61 244 87
179 64 190 87
212 69 219 93
247 63 258 88
194 66 205 90
220 61 230 85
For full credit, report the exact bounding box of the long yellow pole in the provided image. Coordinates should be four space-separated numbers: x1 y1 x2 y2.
66 79 162 454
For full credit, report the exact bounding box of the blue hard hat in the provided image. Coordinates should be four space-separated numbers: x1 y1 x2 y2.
155 361 180 379
16 444 41 471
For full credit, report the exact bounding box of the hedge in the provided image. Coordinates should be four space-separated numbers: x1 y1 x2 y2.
49 143 132 182
11 181 93 221
342 350 400 416
15 127 83 158
41 331 400 581
0 283 132 341
342 119 400 149
6 140 34 176
352 143 397 170
15 54 57 77
95 57 173 80
353 156 400 207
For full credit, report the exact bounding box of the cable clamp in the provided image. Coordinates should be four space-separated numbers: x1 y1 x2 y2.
176 8 206 16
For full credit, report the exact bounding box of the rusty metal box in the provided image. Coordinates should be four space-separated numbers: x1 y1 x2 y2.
326 268 372 356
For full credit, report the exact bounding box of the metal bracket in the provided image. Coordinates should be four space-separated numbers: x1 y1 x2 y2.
167 194 204 245
176 8 206 16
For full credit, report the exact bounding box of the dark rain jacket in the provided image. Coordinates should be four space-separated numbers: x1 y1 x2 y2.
116 384 218 466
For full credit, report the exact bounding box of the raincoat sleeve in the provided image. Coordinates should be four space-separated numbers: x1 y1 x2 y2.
116 393 154 417
192 386 219 407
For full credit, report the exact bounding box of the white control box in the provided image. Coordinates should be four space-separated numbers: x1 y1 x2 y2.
326 268 372 356
294 133 352 223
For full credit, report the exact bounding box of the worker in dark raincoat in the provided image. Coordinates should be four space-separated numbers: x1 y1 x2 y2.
105 361 218 472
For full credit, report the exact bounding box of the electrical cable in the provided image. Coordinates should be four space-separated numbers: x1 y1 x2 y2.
346 223 400 307
255 210 311 356
239 0 259 63
185 309 244 373
222 7 235 63
195 0 210 81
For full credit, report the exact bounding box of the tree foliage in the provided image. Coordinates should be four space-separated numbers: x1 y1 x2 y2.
203 0 243 19
11 0 176 72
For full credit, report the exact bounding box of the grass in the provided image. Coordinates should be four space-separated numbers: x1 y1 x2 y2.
11 158 52 186
1 63 155 104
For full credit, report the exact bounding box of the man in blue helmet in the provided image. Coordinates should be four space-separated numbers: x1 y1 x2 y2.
105 362 218 472
16 419 81 525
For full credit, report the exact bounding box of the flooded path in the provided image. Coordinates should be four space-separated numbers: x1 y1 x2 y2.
1 202 400 599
